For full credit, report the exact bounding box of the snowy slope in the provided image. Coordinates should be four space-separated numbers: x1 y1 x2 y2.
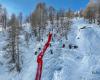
0 18 100 80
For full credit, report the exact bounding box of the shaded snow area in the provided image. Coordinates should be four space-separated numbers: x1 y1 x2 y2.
0 18 100 80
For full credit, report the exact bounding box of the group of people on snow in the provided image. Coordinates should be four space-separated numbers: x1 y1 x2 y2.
34 32 78 56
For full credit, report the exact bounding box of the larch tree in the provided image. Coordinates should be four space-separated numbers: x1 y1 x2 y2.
84 0 96 23
96 0 100 25
31 2 47 41
18 12 23 27
4 14 22 72
2 8 7 30
48 6 55 31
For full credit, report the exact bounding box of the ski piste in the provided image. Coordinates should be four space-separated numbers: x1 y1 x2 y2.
35 33 52 80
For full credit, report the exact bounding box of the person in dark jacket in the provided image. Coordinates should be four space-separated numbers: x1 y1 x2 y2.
50 49 53 54
35 51 38 55
62 44 65 48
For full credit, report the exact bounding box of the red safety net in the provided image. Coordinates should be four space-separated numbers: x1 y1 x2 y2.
35 33 52 80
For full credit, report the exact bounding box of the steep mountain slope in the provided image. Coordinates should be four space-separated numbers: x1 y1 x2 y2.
0 18 100 80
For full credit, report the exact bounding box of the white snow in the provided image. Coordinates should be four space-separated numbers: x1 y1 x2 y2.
0 18 100 80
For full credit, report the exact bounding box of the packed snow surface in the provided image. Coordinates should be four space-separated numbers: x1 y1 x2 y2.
0 18 100 80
